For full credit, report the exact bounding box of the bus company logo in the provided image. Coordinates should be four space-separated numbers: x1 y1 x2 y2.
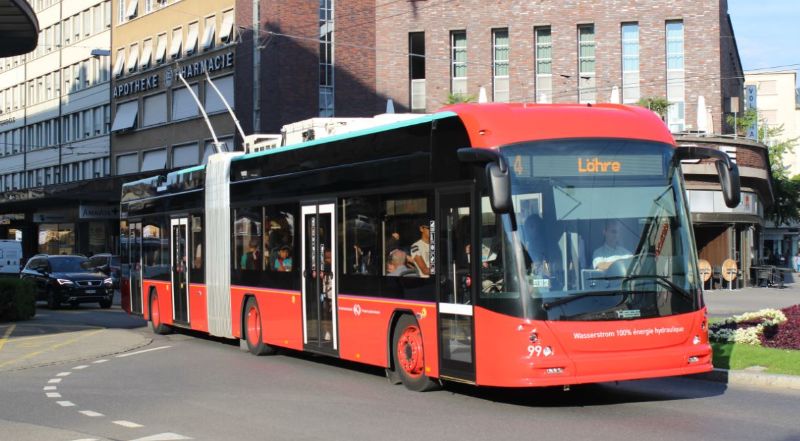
353 304 362 317
416 308 428 320
577 157 621 173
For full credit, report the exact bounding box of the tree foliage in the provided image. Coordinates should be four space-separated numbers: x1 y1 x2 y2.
726 109 800 225
636 97 670 119
446 93 476 104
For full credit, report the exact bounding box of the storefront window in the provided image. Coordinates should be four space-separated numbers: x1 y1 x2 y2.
88 221 107 255
38 223 75 255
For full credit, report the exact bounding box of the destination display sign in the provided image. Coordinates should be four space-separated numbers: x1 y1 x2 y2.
512 154 664 178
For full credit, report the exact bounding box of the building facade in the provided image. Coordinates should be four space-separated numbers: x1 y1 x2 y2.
375 0 744 135
0 0 116 259
110 0 237 176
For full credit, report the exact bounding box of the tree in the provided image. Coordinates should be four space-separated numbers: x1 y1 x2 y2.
636 97 670 119
726 109 800 225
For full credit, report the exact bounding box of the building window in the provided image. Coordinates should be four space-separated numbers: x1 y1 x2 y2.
450 31 467 96
220 10 234 44
116 153 138 174
127 43 139 73
170 27 183 60
142 92 167 126
186 21 199 56
319 0 334 117
578 24 596 104
141 148 167 171
172 142 199 168
409 32 425 112
621 23 640 103
204 74 234 113
155 33 167 64
535 27 552 103
113 48 125 78
140 38 153 70
202 16 216 51
172 85 200 120
492 28 509 103
666 21 685 132
125 0 137 21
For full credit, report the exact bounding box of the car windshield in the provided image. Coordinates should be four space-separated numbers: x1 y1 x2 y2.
50 257 92 273
478 139 701 321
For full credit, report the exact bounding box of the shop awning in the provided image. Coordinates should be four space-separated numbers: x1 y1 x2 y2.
111 101 138 133
0 0 40 57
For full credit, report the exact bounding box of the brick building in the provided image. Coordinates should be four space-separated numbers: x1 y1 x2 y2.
374 0 744 134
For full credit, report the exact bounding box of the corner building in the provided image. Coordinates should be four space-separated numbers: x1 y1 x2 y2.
110 0 236 176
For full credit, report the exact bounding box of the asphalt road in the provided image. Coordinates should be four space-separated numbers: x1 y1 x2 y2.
1 306 799 441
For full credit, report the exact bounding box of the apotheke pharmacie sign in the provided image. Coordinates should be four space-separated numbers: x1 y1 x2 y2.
114 50 234 98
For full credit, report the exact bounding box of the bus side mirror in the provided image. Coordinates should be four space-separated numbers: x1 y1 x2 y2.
674 146 741 208
456 147 513 215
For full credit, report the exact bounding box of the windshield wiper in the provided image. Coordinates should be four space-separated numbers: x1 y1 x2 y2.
589 274 693 301
542 290 626 310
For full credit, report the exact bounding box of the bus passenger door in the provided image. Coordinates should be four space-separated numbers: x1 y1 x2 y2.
170 217 190 324
129 221 143 315
301 203 338 354
436 190 476 383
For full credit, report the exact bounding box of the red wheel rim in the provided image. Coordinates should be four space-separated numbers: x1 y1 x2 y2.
247 305 261 347
397 325 424 378
151 295 160 327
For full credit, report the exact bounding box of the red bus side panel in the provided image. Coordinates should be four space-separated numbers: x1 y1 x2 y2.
337 295 438 377
230 286 303 351
188 284 208 332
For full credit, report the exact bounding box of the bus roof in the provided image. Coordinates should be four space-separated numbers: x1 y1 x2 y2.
443 102 675 148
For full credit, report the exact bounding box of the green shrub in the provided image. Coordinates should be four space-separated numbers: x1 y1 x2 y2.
0 278 36 321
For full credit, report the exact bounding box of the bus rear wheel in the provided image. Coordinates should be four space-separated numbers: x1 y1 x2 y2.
244 297 276 356
392 315 438 392
149 290 172 335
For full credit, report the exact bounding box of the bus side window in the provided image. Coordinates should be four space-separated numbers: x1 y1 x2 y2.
234 207 262 271
340 196 379 276
263 205 296 273
190 215 204 283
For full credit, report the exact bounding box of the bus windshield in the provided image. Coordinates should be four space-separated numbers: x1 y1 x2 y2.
478 139 701 321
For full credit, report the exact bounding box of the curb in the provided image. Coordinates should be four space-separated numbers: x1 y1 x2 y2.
688 368 800 391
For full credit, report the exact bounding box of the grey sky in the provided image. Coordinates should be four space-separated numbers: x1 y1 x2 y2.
728 0 800 86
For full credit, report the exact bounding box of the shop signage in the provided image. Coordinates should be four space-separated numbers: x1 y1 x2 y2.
33 210 73 223
165 50 234 86
0 213 24 225
114 74 160 98
79 204 120 220
0 116 15 126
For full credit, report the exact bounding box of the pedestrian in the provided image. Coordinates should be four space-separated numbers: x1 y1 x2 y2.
793 251 800 273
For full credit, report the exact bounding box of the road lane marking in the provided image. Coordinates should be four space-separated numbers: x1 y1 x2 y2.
0 324 16 352
48 378 62 384
130 433 192 441
116 346 172 358
0 329 104 369
56 371 72 377
73 365 89 370
46 392 62 398
57 401 75 407
79 410 104 417
71 438 99 441
43 386 57 390
113 420 144 428
92 359 109 364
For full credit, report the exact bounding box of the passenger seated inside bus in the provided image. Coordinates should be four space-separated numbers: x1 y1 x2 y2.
386 249 415 277
240 239 261 270
273 245 292 272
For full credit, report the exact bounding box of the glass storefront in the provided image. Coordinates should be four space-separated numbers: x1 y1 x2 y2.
38 223 76 255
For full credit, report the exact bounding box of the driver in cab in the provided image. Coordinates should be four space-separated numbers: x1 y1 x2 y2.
592 220 632 271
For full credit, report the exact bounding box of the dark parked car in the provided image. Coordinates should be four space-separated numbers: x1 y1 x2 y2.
21 254 114 309
88 253 121 289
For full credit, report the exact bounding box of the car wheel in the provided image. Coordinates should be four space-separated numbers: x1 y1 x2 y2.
99 298 112 309
47 288 60 310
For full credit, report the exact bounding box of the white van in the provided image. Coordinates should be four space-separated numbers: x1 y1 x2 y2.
0 240 23 276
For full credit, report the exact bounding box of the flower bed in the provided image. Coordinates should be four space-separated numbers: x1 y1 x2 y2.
761 305 800 350
709 309 787 346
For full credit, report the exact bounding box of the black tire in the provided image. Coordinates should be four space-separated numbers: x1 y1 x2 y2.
99 298 112 309
149 290 172 335
243 297 276 355
392 314 438 392
47 288 60 310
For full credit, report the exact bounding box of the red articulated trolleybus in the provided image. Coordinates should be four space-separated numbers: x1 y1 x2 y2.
120 103 741 391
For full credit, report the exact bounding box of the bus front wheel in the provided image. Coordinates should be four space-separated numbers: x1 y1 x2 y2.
392 315 438 392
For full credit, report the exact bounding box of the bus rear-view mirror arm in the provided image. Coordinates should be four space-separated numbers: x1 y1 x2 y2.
456 148 516 230
674 146 741 208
